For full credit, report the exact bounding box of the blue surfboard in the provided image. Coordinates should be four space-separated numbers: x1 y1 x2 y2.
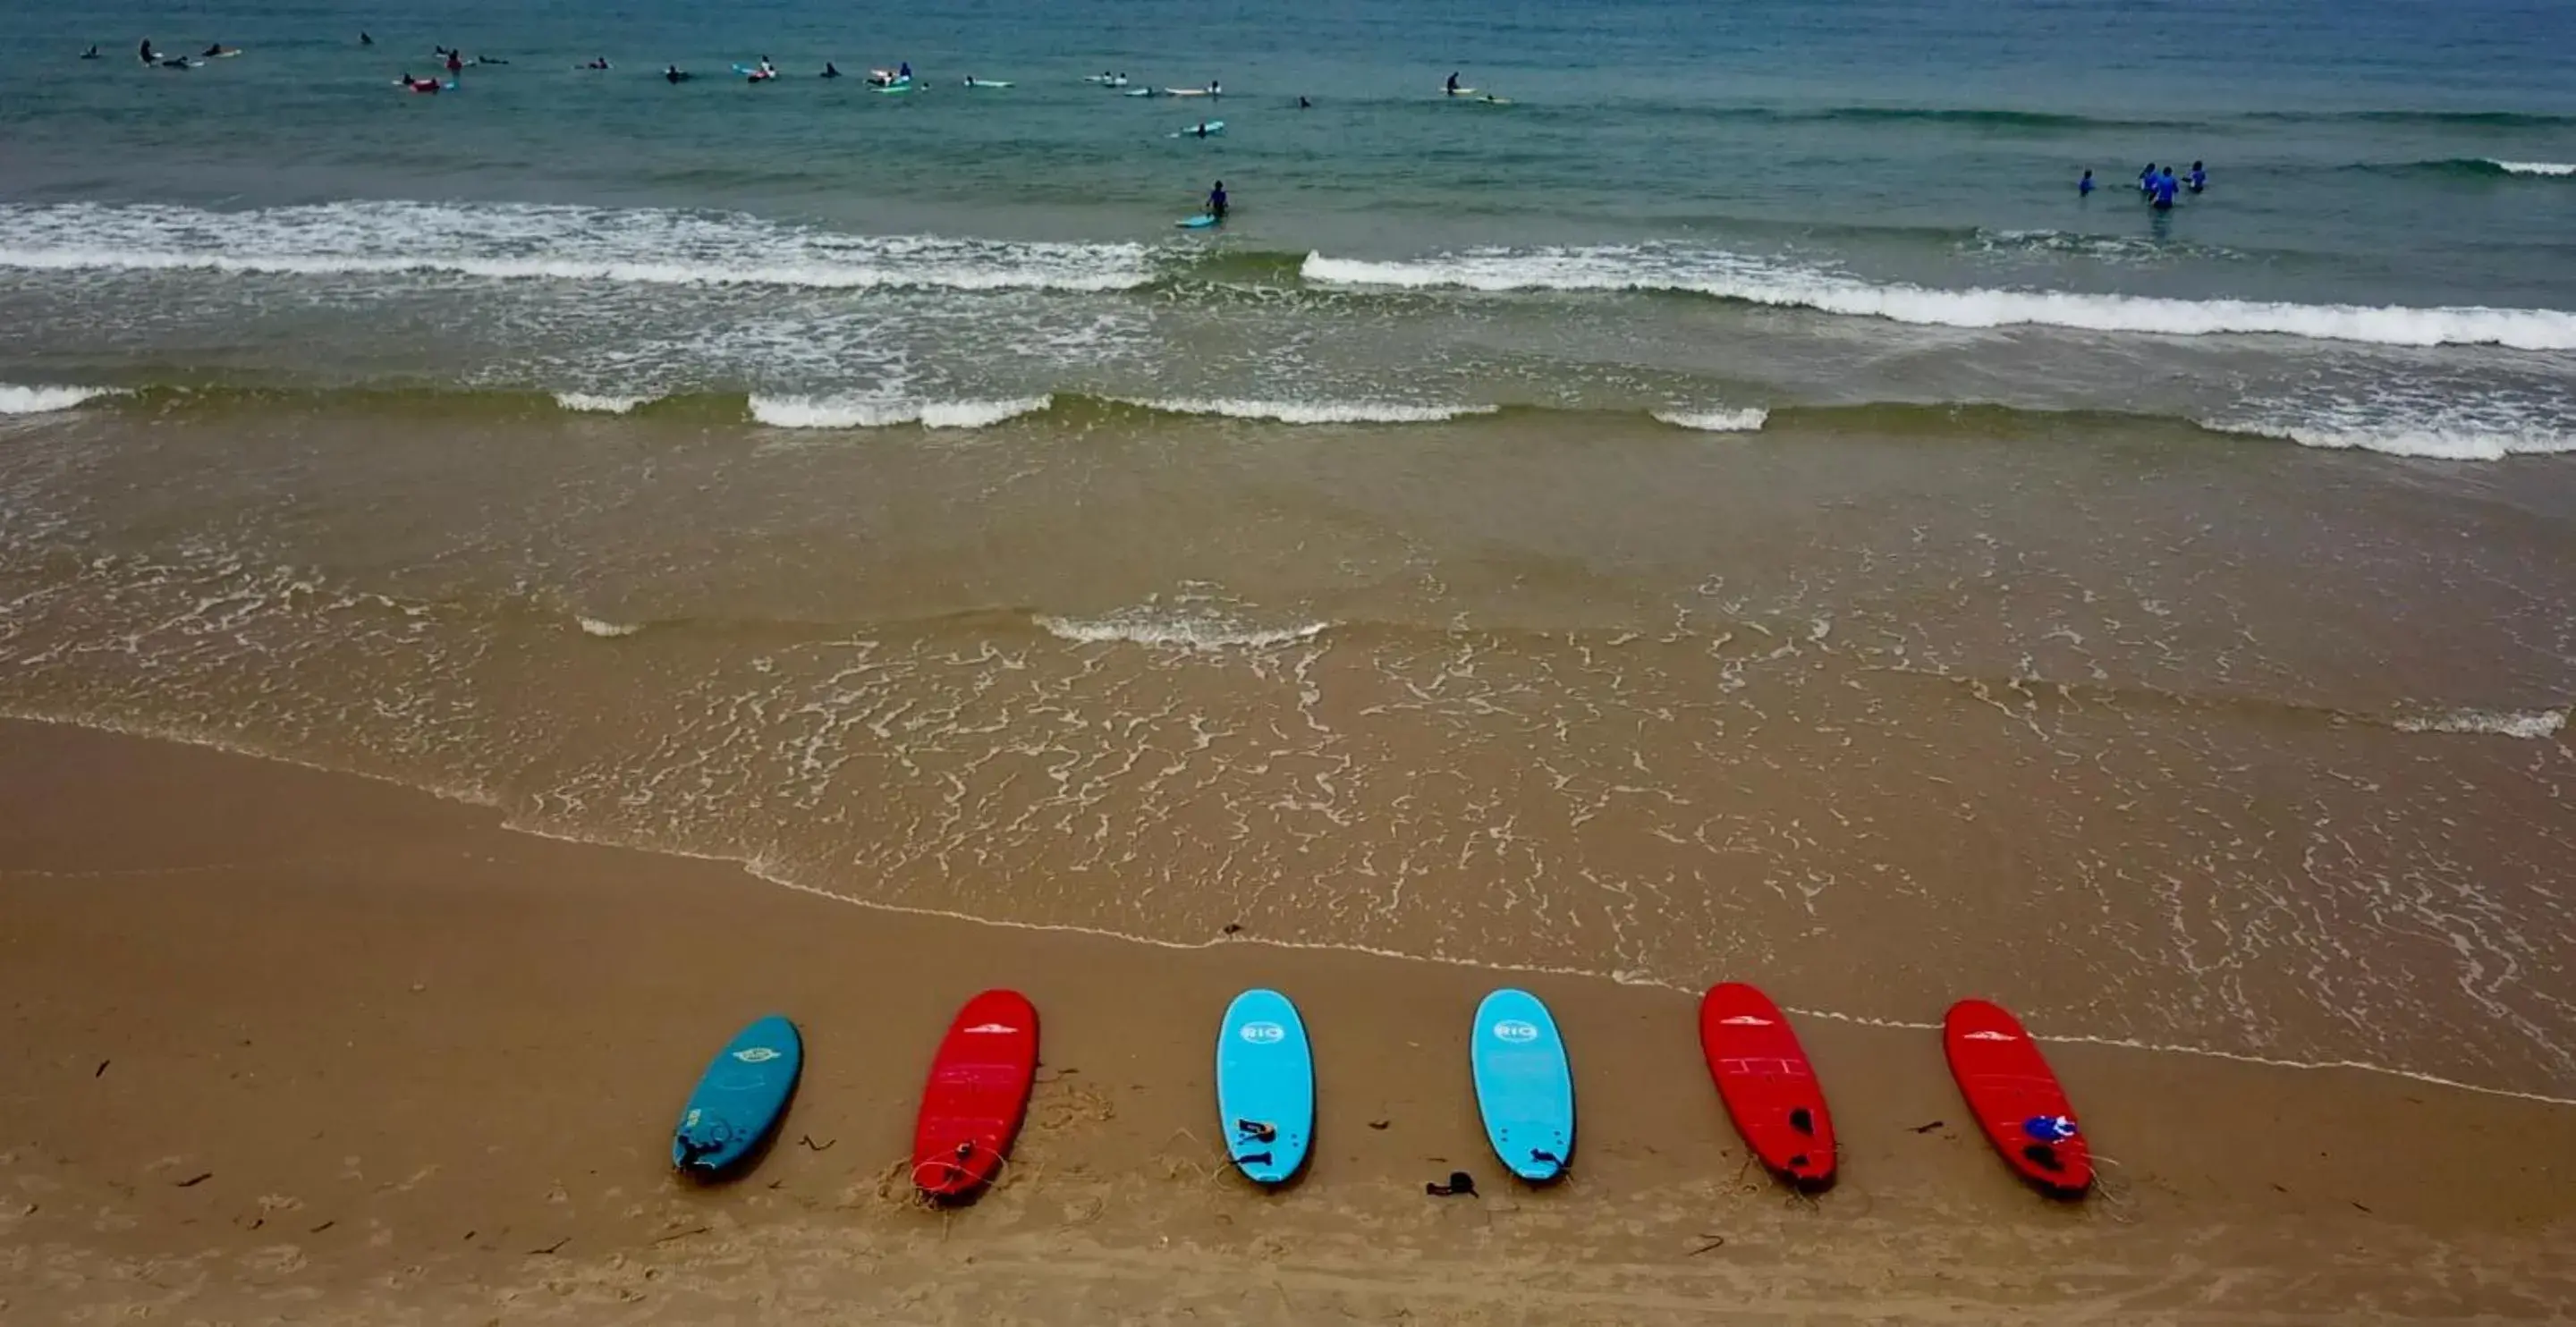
1471 989 1573 1181
1216 988 1314 1185
672 1014 802 1178
1176 214 1221 229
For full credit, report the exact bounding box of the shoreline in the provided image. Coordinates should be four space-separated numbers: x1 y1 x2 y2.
5 717 2574 1323
21 709 2573 1111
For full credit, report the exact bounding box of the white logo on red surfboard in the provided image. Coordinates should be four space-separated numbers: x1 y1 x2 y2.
1240 1021 1286 1044
1963 1030 2016 1041
1719 1015 1773 1026
1493 1019 1540 1043
964 1022 1019 1034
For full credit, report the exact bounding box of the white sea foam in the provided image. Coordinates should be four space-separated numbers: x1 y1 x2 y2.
553 392 650 414
919 395 1053 428
2488 160 2575 176
2216 393 2576 461
0 201 1153 293
1652 407 1769 432
1036 611 1329 649
1124 396 1496 425
2395 708 2567 740
0 384 117 414
748 393 1052 429
1301 247 2576 350
576 617 646 638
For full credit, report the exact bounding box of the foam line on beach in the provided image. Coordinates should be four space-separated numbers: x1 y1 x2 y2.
6 706 2566 1111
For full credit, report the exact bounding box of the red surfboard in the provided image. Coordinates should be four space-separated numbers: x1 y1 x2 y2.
1943 998 2091 1196
911 989 1040 1202
1698 982 1836 1189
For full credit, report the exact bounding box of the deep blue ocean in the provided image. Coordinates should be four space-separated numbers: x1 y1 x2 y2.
3 0 2573 453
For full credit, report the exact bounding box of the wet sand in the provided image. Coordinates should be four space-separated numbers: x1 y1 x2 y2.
4 717 2572 1323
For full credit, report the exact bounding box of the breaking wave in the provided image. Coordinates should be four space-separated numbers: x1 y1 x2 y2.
1301 247 2576 350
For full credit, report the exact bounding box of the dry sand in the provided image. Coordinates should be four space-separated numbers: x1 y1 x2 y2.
3 717 2572 1323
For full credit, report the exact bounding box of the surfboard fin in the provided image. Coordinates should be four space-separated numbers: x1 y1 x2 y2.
1233 1149 1274 1167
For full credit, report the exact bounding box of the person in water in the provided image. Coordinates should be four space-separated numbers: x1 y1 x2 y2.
81 45 100 58
1446 71 1461 95
2188 161 2207 193
138 38 155 63
445 49 463 74
1208 180 1228 219
1298 95 1310 108
2139 163 2157 196
1208 79 1222 96
360 31 372 46
585 56 611 70
2079 169 2094 196
822 62 841 78
665 64 691 83
1194 121 1210 138
898 60 911 79
2150 168 2178 210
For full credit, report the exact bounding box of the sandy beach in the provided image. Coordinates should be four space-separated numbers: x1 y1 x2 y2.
4 717 2571 1323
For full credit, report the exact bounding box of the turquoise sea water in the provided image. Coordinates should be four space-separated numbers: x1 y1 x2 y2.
4 0 2574 453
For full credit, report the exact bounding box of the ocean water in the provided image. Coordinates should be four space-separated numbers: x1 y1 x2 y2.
4 0 2574 454
5 0 2576 1101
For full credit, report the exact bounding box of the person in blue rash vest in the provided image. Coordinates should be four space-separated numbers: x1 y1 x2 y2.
1208 180 1228 219
2189 161 2207 193
2079 169 2094 196
2150 168 2178 210
2139 163 2157 196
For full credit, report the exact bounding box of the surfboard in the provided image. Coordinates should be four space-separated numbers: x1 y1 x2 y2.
1471 988 1573 1182
1123 87 1157 97
1216 989 1313 1185
671 1013 802 1179
911 989 1039 1201
1170 120 1225 138
962 79 1013 88
1944 998 2091 1196
1699 983 1836 1190
1176 214 1221 229
1445 86 1479 97
1165 88 1212 97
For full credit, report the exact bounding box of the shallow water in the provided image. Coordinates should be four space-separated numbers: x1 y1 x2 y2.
4 0 2574 1099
